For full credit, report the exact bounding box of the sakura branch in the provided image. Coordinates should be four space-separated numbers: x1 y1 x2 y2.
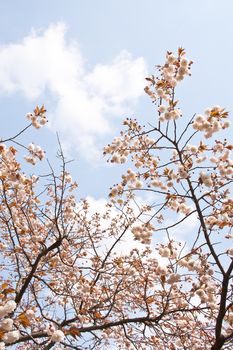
0 49 232 350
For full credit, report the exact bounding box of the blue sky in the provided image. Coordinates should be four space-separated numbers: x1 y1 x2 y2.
1 0 233 200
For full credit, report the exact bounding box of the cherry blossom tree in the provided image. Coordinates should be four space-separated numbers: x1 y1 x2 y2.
0 49 232 350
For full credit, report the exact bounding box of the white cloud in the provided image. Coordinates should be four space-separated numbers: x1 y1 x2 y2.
0 23 147 162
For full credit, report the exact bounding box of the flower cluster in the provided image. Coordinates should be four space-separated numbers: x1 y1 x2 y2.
144 48 192 122
158 241 178 259
131 222 154 244
0 300 16 318
211 142 233 178
193 106 230 138
2 330 20 345
26 105 47 129
199 171 214 188
163 50 192 83
166 194 191 215
158 107 181 122
0 300 19 347
205 200 233 230
24 143 45 165
194 274 217 307
104 118 156 166
45 324 65 343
